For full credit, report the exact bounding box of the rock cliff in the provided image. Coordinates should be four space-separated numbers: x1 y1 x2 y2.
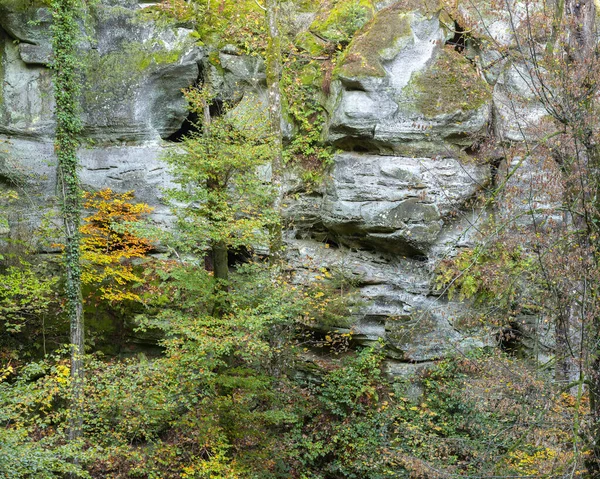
0 0 551 366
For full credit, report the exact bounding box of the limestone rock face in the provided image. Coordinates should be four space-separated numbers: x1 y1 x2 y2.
282 150 490 361
0 136 174 236
493 62 548 142
0 0 550 366
286 240 490 361
321 152 490 254
328 5 492 154
0 0 200 142
0 34 55 138
0 0 199 249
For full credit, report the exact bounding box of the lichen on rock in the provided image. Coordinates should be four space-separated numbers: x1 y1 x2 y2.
405 46 492 117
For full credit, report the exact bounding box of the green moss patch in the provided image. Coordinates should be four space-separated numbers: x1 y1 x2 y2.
406 47 491 116
309 0 374 45
336 4 413 79
196 0 267 53
0 0 49 13
82 41 184 109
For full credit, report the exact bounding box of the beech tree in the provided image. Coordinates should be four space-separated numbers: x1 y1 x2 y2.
165 88 276 310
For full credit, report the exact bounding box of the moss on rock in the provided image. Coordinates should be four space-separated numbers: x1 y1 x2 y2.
309 0 375 45
82 41 184 109
295 30 329 56
406 47 491 116
336 4 413 79
0 0 49 13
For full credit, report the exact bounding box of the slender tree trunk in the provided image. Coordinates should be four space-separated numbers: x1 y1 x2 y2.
555 312 569 383
201 88 229 316
566 0 596 58
265 0 284 261
212 240 229 282
546 0 565 54
202 90 228 284
587 353 600 476
50 0 84 444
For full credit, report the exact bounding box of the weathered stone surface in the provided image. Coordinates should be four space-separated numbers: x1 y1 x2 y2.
0 0 201 141
321 152 490 254
0 35 55 138
328 5 492 153
286 239 491 361
204 51 266 103
0 3 52 45
0 136 175 236
493 62 548 142
79 12 200 141
17 43 52 65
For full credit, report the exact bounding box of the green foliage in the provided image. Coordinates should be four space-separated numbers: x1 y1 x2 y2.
309 0 374 46
0 428 88 479
165 89 277 255
435 242 537 324
0 357 90 478
0 260 57 334
282 52 334 188
152 0 267 54
290 347 401 479
299 265 362 331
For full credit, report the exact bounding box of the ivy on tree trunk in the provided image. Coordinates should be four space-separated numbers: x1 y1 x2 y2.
50 0 84 442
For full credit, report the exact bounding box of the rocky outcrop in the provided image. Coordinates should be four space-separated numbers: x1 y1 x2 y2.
287 239 489 362
282 149 490 360
0 136 175 237
0 0 553 366
321 152 489 255
328 4 492 154
0 0 200 142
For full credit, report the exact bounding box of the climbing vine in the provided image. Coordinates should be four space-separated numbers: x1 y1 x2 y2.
50 0 84 439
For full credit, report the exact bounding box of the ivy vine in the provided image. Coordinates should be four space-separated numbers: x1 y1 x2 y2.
50 0 84 363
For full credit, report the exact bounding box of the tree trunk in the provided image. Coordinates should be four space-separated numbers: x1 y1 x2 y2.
68 295 84 441
566 0 596 58
554 308 573 384
265 0 284 261
201 87 229 313
587 354 600 477
213 240 229 282
50 0 84 445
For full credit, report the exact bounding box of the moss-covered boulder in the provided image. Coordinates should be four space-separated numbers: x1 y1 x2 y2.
328 4 492 154
405 47 491 117
310 0 375 44
335 3 413 81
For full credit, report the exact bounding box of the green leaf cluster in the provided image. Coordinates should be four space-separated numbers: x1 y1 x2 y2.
165 92 277 255
0 261 57 334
